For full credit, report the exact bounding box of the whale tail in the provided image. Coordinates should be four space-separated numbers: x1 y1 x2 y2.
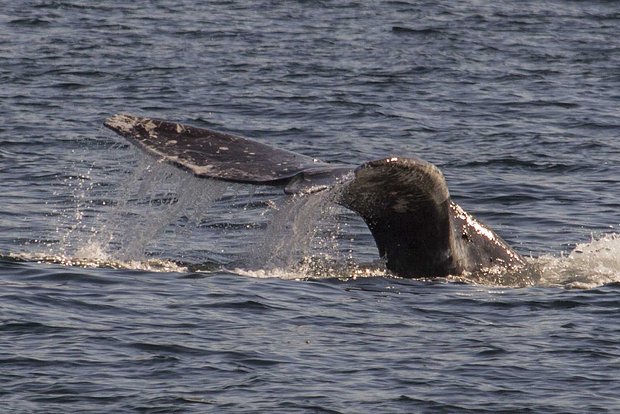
104 114 523 278
104 114 350 190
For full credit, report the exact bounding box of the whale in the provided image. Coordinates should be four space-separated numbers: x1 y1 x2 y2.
104 114 525 278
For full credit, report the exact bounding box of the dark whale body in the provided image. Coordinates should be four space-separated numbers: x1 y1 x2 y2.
104 114 525 278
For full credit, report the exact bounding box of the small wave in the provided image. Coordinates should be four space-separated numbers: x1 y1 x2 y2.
391 26 442 35
0 321 69 335
8 18 51 27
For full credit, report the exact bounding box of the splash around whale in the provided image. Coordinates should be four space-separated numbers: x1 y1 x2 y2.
104 113 525 279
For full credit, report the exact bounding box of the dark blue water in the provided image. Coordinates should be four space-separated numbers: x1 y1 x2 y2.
2 1 620 412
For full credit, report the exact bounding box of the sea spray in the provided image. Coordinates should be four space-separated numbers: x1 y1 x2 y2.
52 153 228 266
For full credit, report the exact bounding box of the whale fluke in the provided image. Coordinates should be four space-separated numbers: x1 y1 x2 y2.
104 114 343 185
104 114 525 278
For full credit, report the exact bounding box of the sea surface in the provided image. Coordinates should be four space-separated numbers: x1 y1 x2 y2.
1 1 620 412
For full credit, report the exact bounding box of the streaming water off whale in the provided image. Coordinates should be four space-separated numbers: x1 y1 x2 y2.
2 0 620 412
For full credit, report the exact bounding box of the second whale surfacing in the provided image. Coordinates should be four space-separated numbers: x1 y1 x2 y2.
104 114 525 279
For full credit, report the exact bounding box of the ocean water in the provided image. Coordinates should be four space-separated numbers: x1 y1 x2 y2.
1 1 620 412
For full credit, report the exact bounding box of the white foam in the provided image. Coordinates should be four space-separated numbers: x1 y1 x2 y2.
9 251 189 273
532 233 620 289
231 258 388 281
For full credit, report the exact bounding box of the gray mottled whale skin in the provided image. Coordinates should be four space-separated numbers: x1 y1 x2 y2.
104 114 525 278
